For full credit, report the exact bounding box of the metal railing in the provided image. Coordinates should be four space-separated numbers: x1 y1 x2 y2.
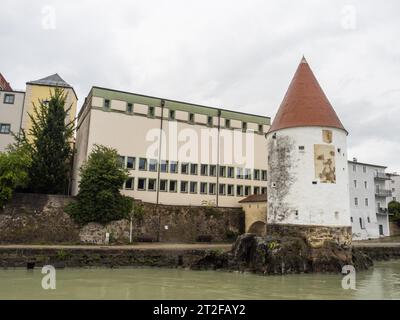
374 172 390 180
377 207 389 215
375 188 392 197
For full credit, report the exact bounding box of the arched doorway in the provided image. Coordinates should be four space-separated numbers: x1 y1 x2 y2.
247 221 266 236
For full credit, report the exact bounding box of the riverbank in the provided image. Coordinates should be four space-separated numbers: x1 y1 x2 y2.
1 241 399 270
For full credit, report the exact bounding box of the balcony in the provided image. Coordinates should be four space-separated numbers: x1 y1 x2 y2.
374 172 390 180
375 188 392 197
377 207 389 215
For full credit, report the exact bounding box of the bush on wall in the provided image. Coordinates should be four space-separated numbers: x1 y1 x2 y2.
66 144 133 224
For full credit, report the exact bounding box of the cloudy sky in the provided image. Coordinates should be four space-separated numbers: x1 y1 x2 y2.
2 0 399 171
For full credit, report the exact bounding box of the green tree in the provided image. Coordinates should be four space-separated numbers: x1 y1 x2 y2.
0 145 31 207
66 145 133 224
18 88 74 194
389 200 400 226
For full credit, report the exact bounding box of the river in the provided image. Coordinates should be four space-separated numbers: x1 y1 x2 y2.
0 261 399 299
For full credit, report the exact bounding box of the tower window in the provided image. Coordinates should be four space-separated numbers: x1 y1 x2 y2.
104 99 110 109
169 110 175 120
148 106 155 117
242 122 247 131
207 116 213 126
127 103 133 113
298 146 305 151
225 119 230 128
189 113 195 123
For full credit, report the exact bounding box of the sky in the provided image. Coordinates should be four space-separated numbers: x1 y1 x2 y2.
1 0 399 172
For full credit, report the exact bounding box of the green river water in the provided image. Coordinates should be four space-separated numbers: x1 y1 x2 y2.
0 261 399 299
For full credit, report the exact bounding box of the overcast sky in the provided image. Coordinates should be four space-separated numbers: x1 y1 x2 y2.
2 0 399 172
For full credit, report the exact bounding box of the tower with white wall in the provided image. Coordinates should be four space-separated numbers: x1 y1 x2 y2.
266 57 351 246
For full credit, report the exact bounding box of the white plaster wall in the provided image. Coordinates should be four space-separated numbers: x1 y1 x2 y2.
73 102 269 207
0 91 25 151
267 126 351 227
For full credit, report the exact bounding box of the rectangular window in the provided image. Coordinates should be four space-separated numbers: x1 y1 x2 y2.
227 167 234 178
219 184 226 195
126 157 135 169
3 94 15 104
190 163 198 175
169 180 177 192
139 158 147 170
365 198 369 206
236 185 244 196
364 181 368 189
350 217 353 223
181 163 189 174
242 122 247 131
227 184 234 196
209 183 216 195
354 197 358 206
236 168 243 179
207 116 213 126
148 106 155 117
0 123 11 134
244 168 251 180
170 161 178 173
159 179 168 192
261 187 267 194
209 165 217 177
353 164 356 172
225 119 230 128
169 110 175 120
180 181 188 193
354 180 357 188
160 160 169 172
127 103 133 113
138 178 146 190
217 165 225 177
190 181 198 194
261 170 268 181
149 159 157 172
258 124 263 133
244 186 251 196
200 182 208 194
363 166 366 173
254 169 260 180
367 217 370 223
148 179 156 191
104 99 110 109
125 177 134 190
189 113 195 123
118 155 125 168
200 164 208 176
253 186 260 195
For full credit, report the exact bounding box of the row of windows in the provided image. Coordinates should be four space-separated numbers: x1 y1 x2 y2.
353 180 368 188
2 94 15 104
0 123 11 134
123 177 267 196
354 197 369 206
352 164 367 173
350 216 371 229
103 99 265 133
118 156 268 180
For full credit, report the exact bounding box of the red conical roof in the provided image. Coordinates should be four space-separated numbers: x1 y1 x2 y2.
269 57 347 134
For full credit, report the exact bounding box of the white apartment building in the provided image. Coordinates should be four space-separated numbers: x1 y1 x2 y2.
348 159 391 240
387 173 400 203
0 89 25 151
72 87 270 207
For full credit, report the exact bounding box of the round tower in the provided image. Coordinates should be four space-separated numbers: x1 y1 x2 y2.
266 57 351 246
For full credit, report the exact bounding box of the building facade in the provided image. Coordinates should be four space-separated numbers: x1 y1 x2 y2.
72 87 270 207
387 173 400 203
348 159 391 240
266 57 351 241
21 74 77 137
0 89 25 151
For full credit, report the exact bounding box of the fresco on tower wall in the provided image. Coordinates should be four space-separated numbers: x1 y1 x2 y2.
314 144 336 183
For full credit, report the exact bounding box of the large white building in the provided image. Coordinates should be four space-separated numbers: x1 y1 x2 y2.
348 159 391 240
72 87 270 207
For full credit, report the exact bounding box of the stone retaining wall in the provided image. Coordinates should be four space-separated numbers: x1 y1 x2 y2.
266 223 352 248
0 193 244 244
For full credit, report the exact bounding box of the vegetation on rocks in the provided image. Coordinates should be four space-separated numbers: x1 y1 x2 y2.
389 200 400 226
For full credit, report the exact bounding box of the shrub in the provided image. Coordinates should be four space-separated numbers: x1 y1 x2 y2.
66 145 133 224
